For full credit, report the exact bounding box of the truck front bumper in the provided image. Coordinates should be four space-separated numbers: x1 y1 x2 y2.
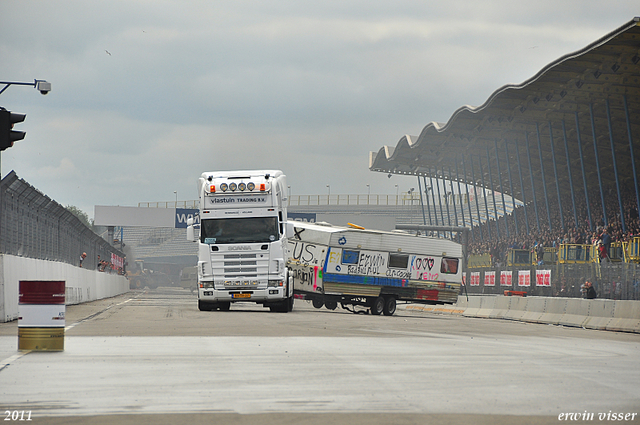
199 287 286 303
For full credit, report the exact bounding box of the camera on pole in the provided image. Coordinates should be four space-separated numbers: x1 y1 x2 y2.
0 107 26 151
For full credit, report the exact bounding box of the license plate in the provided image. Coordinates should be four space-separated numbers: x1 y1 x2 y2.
232 293 251 299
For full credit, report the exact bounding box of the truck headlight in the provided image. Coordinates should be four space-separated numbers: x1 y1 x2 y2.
268 280 284 287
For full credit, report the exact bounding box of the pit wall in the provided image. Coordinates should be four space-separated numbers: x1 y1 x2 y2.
0 254 129 323
406 295 640 333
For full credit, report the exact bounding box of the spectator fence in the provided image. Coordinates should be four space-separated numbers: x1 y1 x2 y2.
1 171 124 271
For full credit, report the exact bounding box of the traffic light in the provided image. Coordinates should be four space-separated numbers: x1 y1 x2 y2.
0 107 26 151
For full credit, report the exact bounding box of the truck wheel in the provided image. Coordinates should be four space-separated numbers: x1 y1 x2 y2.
324 301 337 310
383 296 396 316
219 302 231 311
312 298 324 309
370 296 384 315
270 297 293 313
198 300 213 311
287 296 294 312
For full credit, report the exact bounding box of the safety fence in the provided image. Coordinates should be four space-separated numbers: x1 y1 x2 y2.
0 171 125 271
465 262 640 300
470 240 640 268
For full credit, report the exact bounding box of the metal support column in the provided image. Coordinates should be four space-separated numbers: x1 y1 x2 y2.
524 132 541 232
590 102 608 227
435 171 446 237
486 146 500 239
623 95 640 227
429 175 439 226
423 176 433 226
443 167 453 238
561 120 579 229
505 141 519 234
548 121 565 232
494 140 509 237
478 155 492 239
462 155 476 242
606 98 626 233
449 166 459 228
417 175 427 226
514 137 530 234
454 158 466 231
575 112 593 231
469 155 484 239
536 123 553 230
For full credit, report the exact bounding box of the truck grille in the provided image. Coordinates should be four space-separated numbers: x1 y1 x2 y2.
224 254 257 259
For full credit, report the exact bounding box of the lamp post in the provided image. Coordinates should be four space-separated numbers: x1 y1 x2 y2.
0 79 51 96
326 184 330 204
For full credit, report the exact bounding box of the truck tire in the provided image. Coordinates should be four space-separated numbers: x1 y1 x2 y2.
198 300 213 311
287 296 294 312
370 296 384 315
270 296 293 313
383 296 396 316
324 301 337 310
219 302 231 311
312 298 324 309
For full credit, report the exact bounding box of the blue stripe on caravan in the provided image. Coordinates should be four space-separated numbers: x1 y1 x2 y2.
322 273 407 288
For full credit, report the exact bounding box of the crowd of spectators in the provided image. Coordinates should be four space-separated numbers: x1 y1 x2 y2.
467 190 640 264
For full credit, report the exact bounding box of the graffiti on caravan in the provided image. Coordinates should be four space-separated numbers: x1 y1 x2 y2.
175 208 200 228
289 241 320 264
348 252 385 275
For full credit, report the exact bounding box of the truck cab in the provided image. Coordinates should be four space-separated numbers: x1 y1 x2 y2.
187 170 293 312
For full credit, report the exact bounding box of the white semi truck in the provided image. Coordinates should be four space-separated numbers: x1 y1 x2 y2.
186 170 294 312
287 221 463 316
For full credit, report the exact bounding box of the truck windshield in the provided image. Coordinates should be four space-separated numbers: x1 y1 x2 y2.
200 217 279 244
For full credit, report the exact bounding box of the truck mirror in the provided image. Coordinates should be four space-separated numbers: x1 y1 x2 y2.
186 225 196 242
285 221 295 238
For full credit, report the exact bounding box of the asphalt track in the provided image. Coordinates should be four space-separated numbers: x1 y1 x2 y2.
1 288 638 425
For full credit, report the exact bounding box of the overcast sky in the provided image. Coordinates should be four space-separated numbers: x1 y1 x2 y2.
0 1 638 218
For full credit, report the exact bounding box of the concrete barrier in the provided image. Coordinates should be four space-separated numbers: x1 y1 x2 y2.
462 295 483 317
487 296 511 319
583 299 615 330
538 297 567 325
403 294 640 333
475 296 497 318
606 300 640 333
1 254 129 323
503 297 528 321
521 297 547 323
558 298 591 328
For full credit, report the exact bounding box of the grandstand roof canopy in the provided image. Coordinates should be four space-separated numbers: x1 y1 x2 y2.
369 18 640 215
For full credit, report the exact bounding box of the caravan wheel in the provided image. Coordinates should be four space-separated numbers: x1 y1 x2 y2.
324 301 337 310
370 296 384 315
383 296 396 316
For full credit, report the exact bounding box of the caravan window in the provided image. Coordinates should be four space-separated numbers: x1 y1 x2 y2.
342 250 359 264
388 253 409 269
441 257 459 274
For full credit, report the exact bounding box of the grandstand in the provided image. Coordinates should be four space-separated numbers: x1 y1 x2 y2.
369 17 640 258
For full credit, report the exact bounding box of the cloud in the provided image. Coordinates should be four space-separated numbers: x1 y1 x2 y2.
1 0 638 218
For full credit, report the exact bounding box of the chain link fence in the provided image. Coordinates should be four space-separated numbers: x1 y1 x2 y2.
465 262 640 300
1 171 125 271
